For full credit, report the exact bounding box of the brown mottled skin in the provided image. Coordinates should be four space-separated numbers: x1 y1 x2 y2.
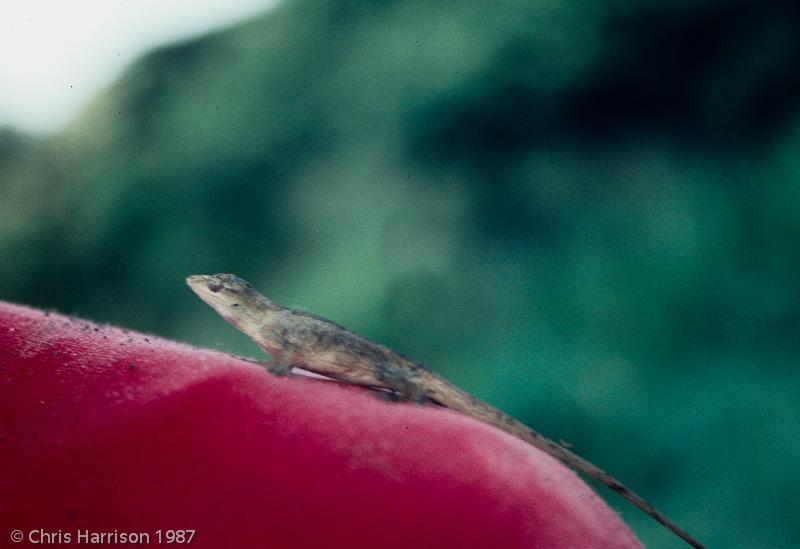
187 273 704 549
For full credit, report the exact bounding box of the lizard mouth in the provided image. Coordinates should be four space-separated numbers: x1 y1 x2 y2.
186 275 219 296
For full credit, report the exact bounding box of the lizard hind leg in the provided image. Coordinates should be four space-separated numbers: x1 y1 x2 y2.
395 381 429 404
376 365 429 404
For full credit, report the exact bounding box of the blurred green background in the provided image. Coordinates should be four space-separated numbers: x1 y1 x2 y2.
2 0 799 546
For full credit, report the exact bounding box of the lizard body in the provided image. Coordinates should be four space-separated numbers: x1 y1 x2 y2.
186 273 703 548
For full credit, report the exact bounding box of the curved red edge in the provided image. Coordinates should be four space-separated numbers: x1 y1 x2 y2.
0 301 641 548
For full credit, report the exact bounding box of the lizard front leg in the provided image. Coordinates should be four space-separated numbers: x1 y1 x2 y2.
263 347 295 376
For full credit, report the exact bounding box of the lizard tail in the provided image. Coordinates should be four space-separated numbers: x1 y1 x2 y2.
417 371 705 549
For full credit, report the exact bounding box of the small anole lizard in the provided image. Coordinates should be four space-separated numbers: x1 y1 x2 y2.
187 273 704 548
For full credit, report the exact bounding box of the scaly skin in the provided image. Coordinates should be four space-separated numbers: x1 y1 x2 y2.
187 273 704 548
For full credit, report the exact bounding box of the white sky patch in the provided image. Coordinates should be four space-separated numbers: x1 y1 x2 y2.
0 0 276 134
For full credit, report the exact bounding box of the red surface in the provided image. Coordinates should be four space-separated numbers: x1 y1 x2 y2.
0 301 641 548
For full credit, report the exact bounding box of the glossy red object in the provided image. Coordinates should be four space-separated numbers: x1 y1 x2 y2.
0 301 640 548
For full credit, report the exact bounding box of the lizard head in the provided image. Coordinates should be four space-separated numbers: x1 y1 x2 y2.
186 274 277 335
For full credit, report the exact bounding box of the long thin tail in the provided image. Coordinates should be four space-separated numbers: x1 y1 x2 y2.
517 425 704 549
420 372 705 548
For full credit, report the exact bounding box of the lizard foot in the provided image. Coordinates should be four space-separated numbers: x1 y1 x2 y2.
375 390 404 403
375 387 428 405
264 360 293 376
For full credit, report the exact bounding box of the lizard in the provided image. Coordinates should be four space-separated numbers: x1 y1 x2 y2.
186 273 704 548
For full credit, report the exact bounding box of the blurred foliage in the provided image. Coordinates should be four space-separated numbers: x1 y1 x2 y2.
2 0 799 546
